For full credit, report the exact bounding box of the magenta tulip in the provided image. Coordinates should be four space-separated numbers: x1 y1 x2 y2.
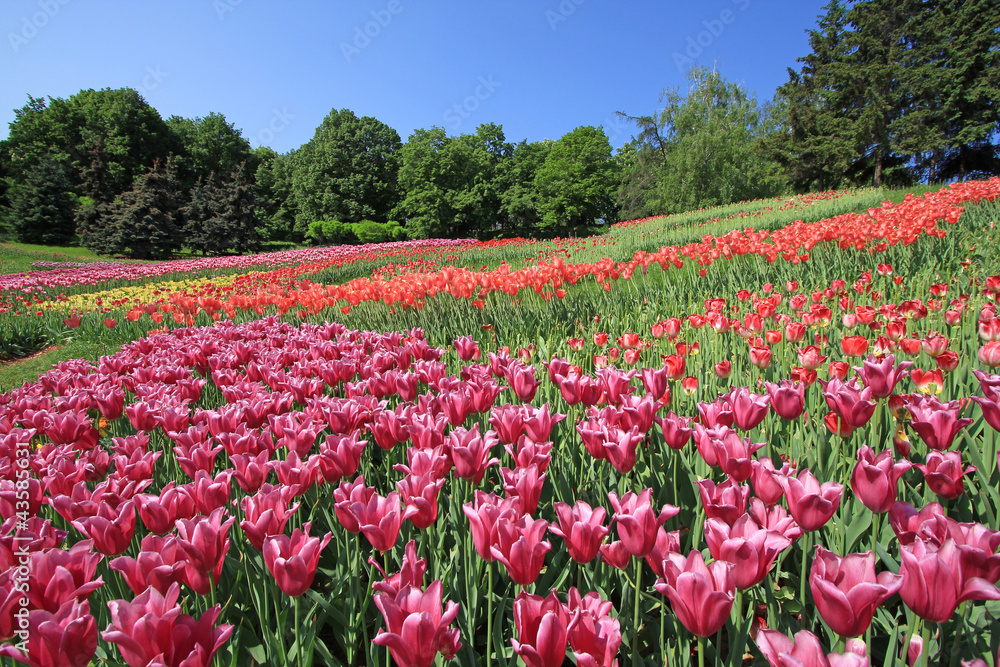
850 447 912 513
809 547 902 637
655 550 734 637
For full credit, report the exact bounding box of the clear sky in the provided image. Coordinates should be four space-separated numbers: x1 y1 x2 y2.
2 0 827 153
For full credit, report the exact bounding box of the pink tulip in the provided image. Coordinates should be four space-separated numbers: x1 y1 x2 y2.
821 378 877 428
110 535 187 595
709 429 766 483
332 475 375 533
696 478 750 527
354 490 405 553
0 599 97 667
850 447 912 513
764 380 806 420
502 464 547 517
263 522 332 597
448 424 500 485
511 590 574 667
654 550 734 637
750 458 794 505
609 489 679 558
753 628 868 667
906 395 973 451
657 411 693 450
705 514 792 589
174 507 234 579
778 470 843 532
239 484 300 551
899 538 1000 623
915 451 975 499
725 386 771 431
565 588 621 667
462 491 520 562
490 515 551 586
549 501 610 564
810 547 903 637
373 580 462 667
854 354 913 398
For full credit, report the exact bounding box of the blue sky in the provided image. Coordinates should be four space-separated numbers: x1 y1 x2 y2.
2 0 827 153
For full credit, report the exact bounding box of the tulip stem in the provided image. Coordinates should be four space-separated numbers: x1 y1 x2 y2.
295 595 303 667
799 531 811 631
697 634 705 667
486 562 493 667
633 557 642 666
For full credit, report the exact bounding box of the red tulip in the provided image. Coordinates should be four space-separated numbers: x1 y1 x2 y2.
899 538 1000 623
778 470 842 532
749 346 772 369
609 489 678 558
850 447 912 513
809 547 902 637
263 522 332 597
797 346 827 371
714 360 732 379
511 590 574 667
550 500 609 564
705 514 791 589
655 550 734 637
841 335 869 358
910 367 944 395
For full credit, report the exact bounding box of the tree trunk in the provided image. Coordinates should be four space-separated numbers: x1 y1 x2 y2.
873 149 883 187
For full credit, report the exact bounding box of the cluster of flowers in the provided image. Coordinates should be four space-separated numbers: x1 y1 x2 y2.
0 238 474 297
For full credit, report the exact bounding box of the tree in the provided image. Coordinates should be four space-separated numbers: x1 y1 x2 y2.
182 163 262 256
497 140 550 237
98 159 184 259
534 126 618 236
292 109 401 234
7 156 77 245
254 148 299 242
5 89 179 197
167 112 256 189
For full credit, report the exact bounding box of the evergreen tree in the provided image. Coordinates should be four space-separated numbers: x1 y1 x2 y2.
182 163 262 256
100 158 183 259
8 156 77 245
75 138 116 253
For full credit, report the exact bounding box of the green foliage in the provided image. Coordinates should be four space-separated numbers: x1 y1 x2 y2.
7 156 78 245
534 125 618 235
292 109 401 232
182 163 262 256
774 0 1000 187
167 112 256 189
618 67 786 218
306 219 357 246
96 158 184 259
254 149 299 242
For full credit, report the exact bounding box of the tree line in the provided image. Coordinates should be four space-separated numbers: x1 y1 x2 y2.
0 0 996 258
